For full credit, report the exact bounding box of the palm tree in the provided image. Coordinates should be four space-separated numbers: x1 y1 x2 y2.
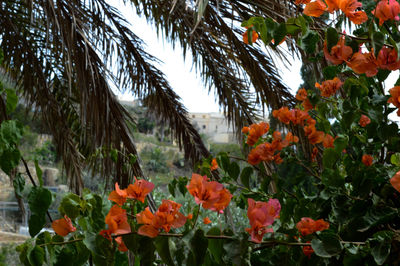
0 0 301 195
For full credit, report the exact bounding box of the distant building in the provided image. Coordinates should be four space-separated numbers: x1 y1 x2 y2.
189 112 235 143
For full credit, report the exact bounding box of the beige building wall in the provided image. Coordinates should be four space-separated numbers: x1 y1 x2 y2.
189 112 235 143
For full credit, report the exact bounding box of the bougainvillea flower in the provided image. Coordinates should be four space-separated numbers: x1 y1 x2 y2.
187 173 232 212
99 229 128 252
303 243 314 258
295 0 312 4
372 0 400 25
326 0 340 12
347 51 379 77
211 158 218 171
388 86 400 115
304 0 327 17
304 125 325 144
296 88 308 101
311 147 318 162
108 183 128 206
105 205 131 235
323 134 335 148
187 214 193 220
242 126 250 134
296 217 329 236
52 215 76 237
390 171 400 192
285 132 299 143
315 77 343 97
323 36 353 65
137 200 187 238
377 46 400 70
203 217 212 224
362 154 373 166
338 0 368 24
246 122 270 146
246 198 281 243
125 178 155 203
273 107 310 126
243 27 259 44
302 98 314 111
359 115 371 127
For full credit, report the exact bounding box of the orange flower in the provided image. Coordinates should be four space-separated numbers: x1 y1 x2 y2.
326 0 340 12
362 154 373 166
273 107 310 125
296 217 329 236
242 126 250 134
323 36 353 65
388 86 400 115
203 217 212 224
211 158 218 171
304 0 327 17
137 200 187 238
372 0 400 25
99 229 128 252
125 178 155 203
323 134 335 148
243 27 259 44
311 147 318 162
303 243 314 258
105 205 131 235
296 0 312 4
187 173 232 212
304 125 325 144
302 98 314 111
52 215 76 237
108 183 128 206
246 198 281 243
285 132 299 143
296 88 308 101
338 0 368 24
377 46 400 70
246 122 270 146
359 115 371 127
390 171 400 192
315 77 343 97
347 50 378 77
187 214 193 220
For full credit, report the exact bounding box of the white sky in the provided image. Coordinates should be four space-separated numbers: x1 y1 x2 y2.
109 1 399 121
109 0 303 113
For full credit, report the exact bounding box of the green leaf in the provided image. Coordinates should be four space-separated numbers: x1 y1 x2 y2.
28 187 52 215
0 120 23 145
207 227 224 264
273 23 287 47
240 167 253 188
138 235 156 265
326 27 339 52
370 231 394 265
371 31 385 57
177 177 187 196
322 168 344 187
28 213 46 237
190 229 208 266
28 246 44 266
219 153 230 172
5 88 18 113
58 193 81 220
323 65 340 80
391 153 400 166
13 173 25 197
154 237 175 266
334 135 348 153
34 160 43 187
311 232 343 258
301 30 319 54
323 148 340 169
0 148 21 175
228 162 240 181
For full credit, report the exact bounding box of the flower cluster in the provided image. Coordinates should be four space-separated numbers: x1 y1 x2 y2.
52 215 76 237
100 205 131 251
242 121 270 146
246 198 281 243
136 200 187 238
187 173 232 213
296 217 330 258
108 178 154 205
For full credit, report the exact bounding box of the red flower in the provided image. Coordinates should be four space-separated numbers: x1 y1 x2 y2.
211 158 218 171
359 115 371 127
372 0 400 25
296 88 308 101
296 217 329 236
203 217 212 224
187 173 232 213
377 46 400 70
315 77 343 97
246 198 281 243
126 178 155 203
390 171 400 192
52 215 76 237
303 243 314 258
